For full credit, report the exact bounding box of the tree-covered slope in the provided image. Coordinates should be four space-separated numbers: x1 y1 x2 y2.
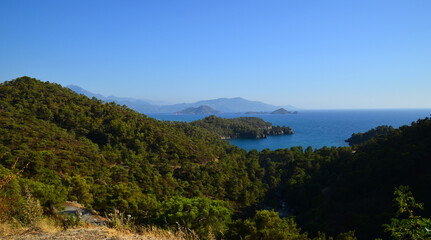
345 125 395 146
278 117 431 239
0 77 267 234
0 77 226 165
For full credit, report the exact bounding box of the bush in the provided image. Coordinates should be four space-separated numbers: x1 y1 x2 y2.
16 186 44 227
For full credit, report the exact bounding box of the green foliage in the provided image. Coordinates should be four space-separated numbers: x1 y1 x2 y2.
66 175 93 206
157 196 233 238
19 178 67 211
226 210 308 240
227 210 357 240
383 186 431 240
244 210 308 240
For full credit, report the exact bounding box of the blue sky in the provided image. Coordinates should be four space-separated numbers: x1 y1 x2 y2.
1 0 430 109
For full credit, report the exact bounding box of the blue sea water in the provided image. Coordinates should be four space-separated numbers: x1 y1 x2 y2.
147 109 431 151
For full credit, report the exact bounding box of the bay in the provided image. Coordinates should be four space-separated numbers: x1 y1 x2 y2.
147 109 431 151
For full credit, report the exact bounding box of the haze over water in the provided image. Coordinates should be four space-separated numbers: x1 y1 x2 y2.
148 109 431 151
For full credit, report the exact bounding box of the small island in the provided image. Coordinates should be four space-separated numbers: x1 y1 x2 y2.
190 115 294 139
245 108 299 115
176 105 222 114
271 108 291 114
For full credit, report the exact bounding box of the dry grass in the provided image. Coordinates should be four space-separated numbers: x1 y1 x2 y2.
34 217 62 233
0 224 201 240
0 217 61 238
133 225 200 240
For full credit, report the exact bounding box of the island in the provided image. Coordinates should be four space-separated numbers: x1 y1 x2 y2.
244 108 299 115
176 105 222 114
271 108 292 114
190 115 294 139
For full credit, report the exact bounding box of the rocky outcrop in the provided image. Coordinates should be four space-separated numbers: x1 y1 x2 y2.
57 202 107 226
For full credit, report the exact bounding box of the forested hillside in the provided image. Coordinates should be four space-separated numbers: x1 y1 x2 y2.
345 125 395 146
275 117 431 239
0 77 268 238
1 77 430 239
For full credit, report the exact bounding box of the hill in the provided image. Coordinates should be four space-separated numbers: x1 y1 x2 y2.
176 105 221 114
345 125 395 146
0 77 269 238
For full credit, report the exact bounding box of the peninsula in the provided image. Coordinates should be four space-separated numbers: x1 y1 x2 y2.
189 115 294 139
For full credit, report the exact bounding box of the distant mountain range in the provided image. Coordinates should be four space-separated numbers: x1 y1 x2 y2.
67 85 297 114
67 85 159 112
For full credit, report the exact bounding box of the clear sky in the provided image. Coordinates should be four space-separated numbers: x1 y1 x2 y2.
1 0 430 109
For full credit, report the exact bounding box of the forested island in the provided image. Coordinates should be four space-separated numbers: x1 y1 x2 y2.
1 77 431 240
187 115 294 139
245 108 299 115
176 105 222 115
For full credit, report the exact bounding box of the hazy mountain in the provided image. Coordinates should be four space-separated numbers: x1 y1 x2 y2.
176 105 222 115
159 97 296 113
67 85 297 114
67 85 105 99
66 85 158 112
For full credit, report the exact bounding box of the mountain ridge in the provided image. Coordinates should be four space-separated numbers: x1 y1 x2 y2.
66 85 297 113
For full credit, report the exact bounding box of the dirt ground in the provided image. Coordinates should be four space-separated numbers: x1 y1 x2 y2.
1 227 159 240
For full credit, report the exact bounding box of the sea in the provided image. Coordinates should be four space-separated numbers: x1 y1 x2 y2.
147 109 431 151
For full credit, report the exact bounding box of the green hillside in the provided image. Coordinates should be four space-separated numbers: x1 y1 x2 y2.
0 77 268 237
345 125 395 146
